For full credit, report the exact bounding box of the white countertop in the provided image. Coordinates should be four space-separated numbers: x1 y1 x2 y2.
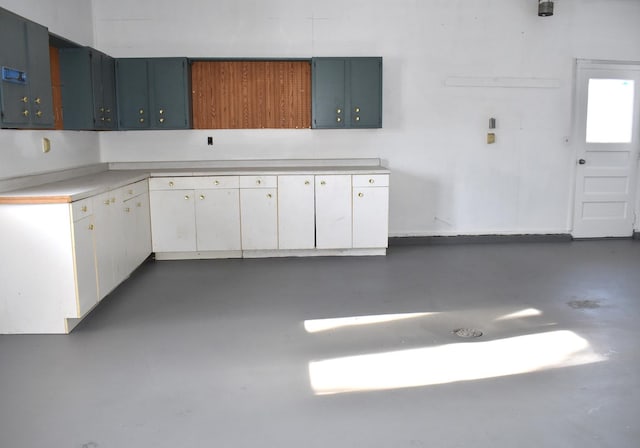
0 160 389 204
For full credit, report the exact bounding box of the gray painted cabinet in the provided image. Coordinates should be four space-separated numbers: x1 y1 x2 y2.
115 58 191 130
0 8 54 129
59 47 117 130
312 57 382 129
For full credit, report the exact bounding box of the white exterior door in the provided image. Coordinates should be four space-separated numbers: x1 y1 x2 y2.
278 175 315 249
572 60 640 238
315 175 352 249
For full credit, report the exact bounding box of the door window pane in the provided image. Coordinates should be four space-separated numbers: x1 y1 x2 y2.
586 79 635 143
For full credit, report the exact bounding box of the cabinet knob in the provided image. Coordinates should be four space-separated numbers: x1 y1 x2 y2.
139 109 144 114
22 110 29 117
336 117 342 123
355 116 360 122
106 109 111 113
256 179 262 185
128 189 134 195
267 193 272 199
214 180 220 186
34 97 41 104
159 118 165 123
369 178 375 184
35 110 43 117
304 180 310 185
169 181 174 187
354 107 360 113
358 192 364 198
320 180 326 186
124 207 131 213
89 224 95 230
100 107 105 113
199 194 205 200
159 109 164 115
184 195 190 200
139 118 145 123
137 202 142 207
81 206 88 212
336 108 342 114
111 198 116 203
101 117 106 121
106 118 112 123
21 96 28 103
104 200 110 205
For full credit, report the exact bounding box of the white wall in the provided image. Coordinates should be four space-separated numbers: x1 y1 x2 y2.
0 0 100 180
5 1 640 235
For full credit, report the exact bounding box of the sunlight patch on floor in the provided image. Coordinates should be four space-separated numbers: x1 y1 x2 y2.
309 330 606 395
304 312 439 333
495 308 543 321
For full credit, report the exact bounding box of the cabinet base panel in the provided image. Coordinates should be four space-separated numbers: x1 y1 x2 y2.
155 248 386 260
154 250 243 260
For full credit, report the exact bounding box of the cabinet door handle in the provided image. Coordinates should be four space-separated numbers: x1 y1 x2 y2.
358 192 364 198
81 206 88 212
369 178 375 184
89 224 95 230
35 110 43 117
320 180 326 186
159 118 165 123
336 108 342 114
139 118 145 123
336 117 342 123
184 195 190 200
256 179 262 185
267 193 272 199
304 180 310 185
22 110 29 117
34 97 41 105
21 96 28 103
214 180 220 186
199 195 205 200
169 181 175 187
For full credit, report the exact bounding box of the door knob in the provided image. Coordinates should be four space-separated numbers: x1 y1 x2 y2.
578 159 586 165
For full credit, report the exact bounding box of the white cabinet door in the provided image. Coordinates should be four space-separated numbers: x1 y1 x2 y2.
240 188 278 250
149 189 197 252
93 191 119 299
123 192 152 274
195 189 241 251
278 175 315 249
315 175 352 249
72 215 99 316
353 186 389 248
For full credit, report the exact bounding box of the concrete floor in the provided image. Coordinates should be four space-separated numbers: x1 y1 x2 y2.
1 240 639 448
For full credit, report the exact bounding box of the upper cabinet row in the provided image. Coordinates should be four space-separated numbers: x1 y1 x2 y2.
0 8 382 131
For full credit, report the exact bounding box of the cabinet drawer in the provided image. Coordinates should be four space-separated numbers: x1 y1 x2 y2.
71 199 93 221
352 174 389 187
121 179 149 199
192 176 240 189
240 175 277 188
149 177 195 190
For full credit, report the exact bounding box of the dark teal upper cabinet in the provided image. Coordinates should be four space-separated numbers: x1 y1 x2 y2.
0 8 54 129
59 47 117 130
312 57 382 129
115 58 191 130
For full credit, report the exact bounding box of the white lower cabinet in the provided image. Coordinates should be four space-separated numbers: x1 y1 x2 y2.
315 175 353 249
72 214 99 317
352 174 390 248
240 176 278 250
150 189 197 252
195 188 241 251
278 175 315 249
0 179 152 334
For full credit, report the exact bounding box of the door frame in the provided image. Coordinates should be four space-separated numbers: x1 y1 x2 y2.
570 59 640 238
